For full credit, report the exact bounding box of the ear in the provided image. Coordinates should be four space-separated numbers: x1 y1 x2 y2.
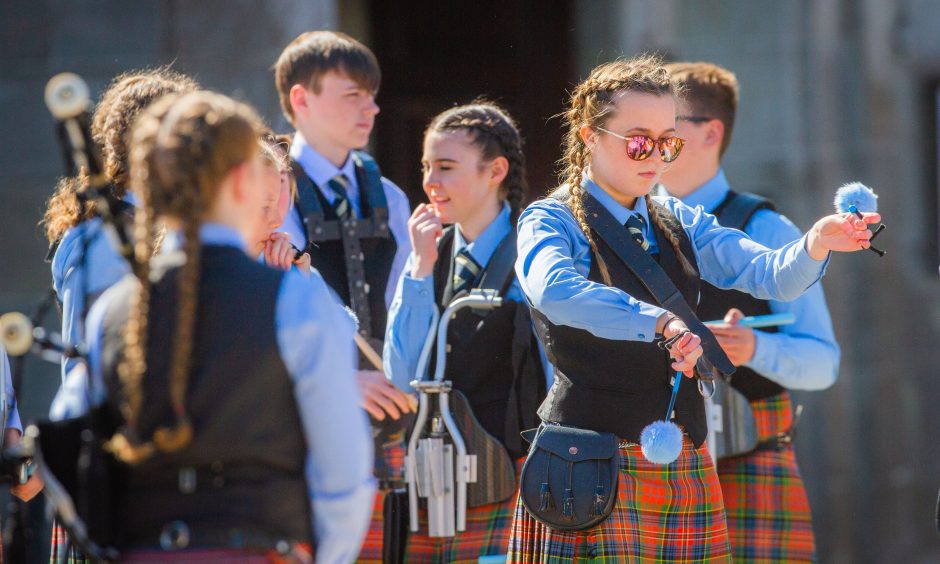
289 84 309 118
488 156 509 188
227 162 249 203
579 124 597 149
703 119 725 149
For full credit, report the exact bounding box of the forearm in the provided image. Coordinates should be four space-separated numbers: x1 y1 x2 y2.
383 274 438 392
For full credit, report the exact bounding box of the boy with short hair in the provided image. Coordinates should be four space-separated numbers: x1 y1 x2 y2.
661 61 840 563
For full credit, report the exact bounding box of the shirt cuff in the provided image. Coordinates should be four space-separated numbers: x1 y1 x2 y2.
401 274 435 305
744 329 774 375
636 302 667 342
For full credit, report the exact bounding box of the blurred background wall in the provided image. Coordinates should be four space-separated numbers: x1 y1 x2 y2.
2 1 939 561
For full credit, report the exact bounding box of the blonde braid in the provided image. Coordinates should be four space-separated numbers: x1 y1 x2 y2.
109 91 263 463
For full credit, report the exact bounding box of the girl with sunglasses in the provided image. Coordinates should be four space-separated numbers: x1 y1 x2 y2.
507 55 878 562
384 102 547 562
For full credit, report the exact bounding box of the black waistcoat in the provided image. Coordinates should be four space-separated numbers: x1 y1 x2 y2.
292 153 397 341
533 196 710 446
696 191 784 401
431 227 546 459
100 245 313 547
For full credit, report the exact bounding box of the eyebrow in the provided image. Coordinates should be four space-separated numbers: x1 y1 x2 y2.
423 158 459 164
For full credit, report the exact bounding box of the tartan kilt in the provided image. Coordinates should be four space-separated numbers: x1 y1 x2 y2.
50 520 91 564
356 439 408 563
402 458 525 563
716 391 817 563
508 435 731 563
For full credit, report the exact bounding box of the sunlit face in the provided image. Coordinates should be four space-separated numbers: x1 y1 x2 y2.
275 170 293 226
422 130 502 226
584 91 678 207
297 70 379 154
659 117 710 195
248 158 282 255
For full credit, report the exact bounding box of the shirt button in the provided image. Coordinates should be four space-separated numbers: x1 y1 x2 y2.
638 333 645 339
420 290 428 297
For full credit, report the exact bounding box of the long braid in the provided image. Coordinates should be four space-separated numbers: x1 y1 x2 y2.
425 101 528 225
558 55 684 283
110 91 263 463
644 193 687 268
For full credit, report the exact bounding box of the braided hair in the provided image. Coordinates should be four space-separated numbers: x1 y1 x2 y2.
559 55 688 277
42 69 198 243
425 101 527 224
111 91 264 463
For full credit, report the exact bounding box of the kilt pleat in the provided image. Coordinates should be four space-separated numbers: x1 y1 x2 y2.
717 392 817 563
508 435 731 563
50 520 91 564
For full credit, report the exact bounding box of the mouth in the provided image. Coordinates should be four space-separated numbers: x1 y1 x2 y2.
638 171 657 179
430 196 450 205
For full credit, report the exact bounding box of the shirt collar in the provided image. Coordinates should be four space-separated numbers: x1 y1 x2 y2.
162 223 248 253
582 175 651 231
290 131 357 191
453 203 512 267
678 168 731 213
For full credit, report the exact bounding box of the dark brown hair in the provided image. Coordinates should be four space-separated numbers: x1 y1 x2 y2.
425 101 528 223
111 90 264 463
273 30 380 124
664 61 739 156
560 55 685 280
42 69 199 243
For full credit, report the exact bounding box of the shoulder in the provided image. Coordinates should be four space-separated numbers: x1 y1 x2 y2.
650 194 708 225
380 176 409 205
52 219 103 270
517 197 584 244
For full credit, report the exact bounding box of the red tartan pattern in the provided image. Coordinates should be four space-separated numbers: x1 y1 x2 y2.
356 440 407 562
401 458 525 563
50 520 91 564
508 436 731 563
717 392 817 563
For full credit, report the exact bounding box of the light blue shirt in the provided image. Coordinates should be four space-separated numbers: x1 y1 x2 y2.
50 224 375 564
384 205 552 391
666 169 840 390
0 346 21 433
516 177 830 345
51 218 131 384
283 132 412 311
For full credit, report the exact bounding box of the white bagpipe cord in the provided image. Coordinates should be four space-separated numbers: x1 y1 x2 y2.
640 371 685 464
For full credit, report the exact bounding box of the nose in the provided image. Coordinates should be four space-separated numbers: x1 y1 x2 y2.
365 96 379 116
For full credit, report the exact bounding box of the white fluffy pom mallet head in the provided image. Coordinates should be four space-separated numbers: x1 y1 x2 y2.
834 182 878 215
833 182 885 257
640 372 685 465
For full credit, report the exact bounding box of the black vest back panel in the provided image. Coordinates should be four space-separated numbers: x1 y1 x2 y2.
293 159 396 340
100 245 312 546
696 191 784 400
534 198 710 446
431 228 545 458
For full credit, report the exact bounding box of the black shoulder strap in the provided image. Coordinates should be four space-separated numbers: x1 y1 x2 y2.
351 151 389 214
476 229 518 297
713 191 776 231
580 193 735 378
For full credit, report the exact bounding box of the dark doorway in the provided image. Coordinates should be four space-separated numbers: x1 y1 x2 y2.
366 0 575 207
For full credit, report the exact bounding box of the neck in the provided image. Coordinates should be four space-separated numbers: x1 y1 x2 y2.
588 173 638 210
458 199 503 242
202 209 252 252
297 124 351 168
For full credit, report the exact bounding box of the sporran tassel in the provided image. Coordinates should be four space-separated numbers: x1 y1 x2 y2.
591 485 606 517
562 488 575 520
538 482 556 511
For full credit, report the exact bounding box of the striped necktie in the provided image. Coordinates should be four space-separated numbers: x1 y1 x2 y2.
328 174 354 220
625 213 650 251
452 248 482 295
